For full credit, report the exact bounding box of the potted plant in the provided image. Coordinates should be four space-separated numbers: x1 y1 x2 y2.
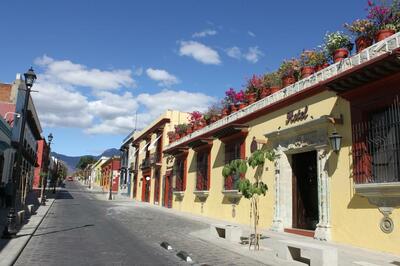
344 19 375 52
224 88 240 113
167 131 175 143
314 49 330 71
203 105 219 125
323 31 353 63
367 0 397 42
245 75 263 104
235 90 247 110
278 59 300 88
299 50 318 79
262 72 281 96
175 124 188 138
188 111 203 131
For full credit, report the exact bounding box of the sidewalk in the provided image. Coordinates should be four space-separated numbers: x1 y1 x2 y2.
0 190 57 266
85 182 400 266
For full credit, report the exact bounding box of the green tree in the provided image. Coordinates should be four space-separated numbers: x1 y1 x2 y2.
76 156 96 170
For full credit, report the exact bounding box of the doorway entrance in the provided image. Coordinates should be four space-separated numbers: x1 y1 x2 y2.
292 150 318 231
163 171 173 208
142 171 151 202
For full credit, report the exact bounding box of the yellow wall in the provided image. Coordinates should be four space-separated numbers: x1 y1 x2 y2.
167 91 399 255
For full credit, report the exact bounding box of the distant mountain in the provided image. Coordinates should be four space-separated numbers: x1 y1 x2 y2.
98 148 120 158
51 148 121 173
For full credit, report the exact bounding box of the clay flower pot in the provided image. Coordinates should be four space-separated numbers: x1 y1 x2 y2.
221 107 229 118
300 66 315 79
246 92 257 105
375 29 395 42
270 86 281 94
230 104 238 113
282 75 296 88
333 48 349 63
260 87 270 98
175 133 181 140
355 36 373 53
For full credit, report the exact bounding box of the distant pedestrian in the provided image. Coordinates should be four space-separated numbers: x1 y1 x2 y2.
5 180 14 208
0 182 5 207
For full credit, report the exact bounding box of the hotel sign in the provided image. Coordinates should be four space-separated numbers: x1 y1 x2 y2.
286 106 308 125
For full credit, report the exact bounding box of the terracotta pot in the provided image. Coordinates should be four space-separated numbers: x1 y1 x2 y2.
168 134 175 143
282 75 296 88
333 48 349 63
355 36 373 53
246 92 257 104
237 103 246 110
300 66 315 78
210 115 218 123
186 125 193 134
175 133 180 140
375 29 395 42
221 107 229 118
230 104 238 113
260 87 270 98
270 86 281 94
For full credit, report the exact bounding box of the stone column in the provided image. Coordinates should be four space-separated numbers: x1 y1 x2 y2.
271 147 284 232
314 147 331 241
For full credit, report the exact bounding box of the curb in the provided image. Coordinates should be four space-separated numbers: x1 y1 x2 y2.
0 194 57 266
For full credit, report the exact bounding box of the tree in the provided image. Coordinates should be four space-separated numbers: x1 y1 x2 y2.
76 156 96 170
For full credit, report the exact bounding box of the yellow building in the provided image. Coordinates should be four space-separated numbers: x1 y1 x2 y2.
90 157 109 187
130 110 189 206
129 34 400 255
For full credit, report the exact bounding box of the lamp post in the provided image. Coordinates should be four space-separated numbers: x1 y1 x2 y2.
2 67 37 238
40 133 53 205
329 131 343 153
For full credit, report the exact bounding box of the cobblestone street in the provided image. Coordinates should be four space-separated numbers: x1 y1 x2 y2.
15 181 266 266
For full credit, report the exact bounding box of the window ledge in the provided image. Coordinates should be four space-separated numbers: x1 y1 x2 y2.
355 182 400 198
173 190 185 196
193 190 209 198
222 190 242 198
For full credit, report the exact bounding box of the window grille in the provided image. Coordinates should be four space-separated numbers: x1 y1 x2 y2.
352 97 400 184
196 151 209 191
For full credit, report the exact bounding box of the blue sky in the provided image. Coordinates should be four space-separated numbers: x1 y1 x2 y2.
0 0 366 156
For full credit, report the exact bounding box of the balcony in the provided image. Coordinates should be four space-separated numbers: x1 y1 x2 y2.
140 158 151 169
164 33 400 152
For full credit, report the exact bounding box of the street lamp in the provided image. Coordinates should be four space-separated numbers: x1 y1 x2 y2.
329 131 343 153
2 67 37 238
41 133 53 205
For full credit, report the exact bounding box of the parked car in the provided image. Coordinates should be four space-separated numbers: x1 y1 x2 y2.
67 176 74 181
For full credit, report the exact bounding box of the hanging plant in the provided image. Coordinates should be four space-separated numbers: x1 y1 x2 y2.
221 159 248 178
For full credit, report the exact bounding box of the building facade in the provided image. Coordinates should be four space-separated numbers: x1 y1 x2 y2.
129 34 400 254
130 110 189 206
0 116 13 184
101 156 120 193
33 139 49 189
90 156 109 188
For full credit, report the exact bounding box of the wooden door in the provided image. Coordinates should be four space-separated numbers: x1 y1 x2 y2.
163 172 173 208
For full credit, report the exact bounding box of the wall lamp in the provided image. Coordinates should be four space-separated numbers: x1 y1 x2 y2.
327 114 344 153
4 112 21 120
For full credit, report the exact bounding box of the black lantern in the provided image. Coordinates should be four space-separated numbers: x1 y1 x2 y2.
329 131 342 153
48 133 53 143
24 67 37 88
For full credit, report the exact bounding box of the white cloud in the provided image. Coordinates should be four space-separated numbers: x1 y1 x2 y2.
226 46 264 63
192 29 217 38
35 55 136 90
248 31 256 37
226 46 242 60
179 41 221 65
137 89 215 117
33 55 215 136
244 46 264 63
146 68 180 87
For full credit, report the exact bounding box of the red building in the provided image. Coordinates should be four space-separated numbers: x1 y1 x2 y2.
33 139 50 188
101 156 120 192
